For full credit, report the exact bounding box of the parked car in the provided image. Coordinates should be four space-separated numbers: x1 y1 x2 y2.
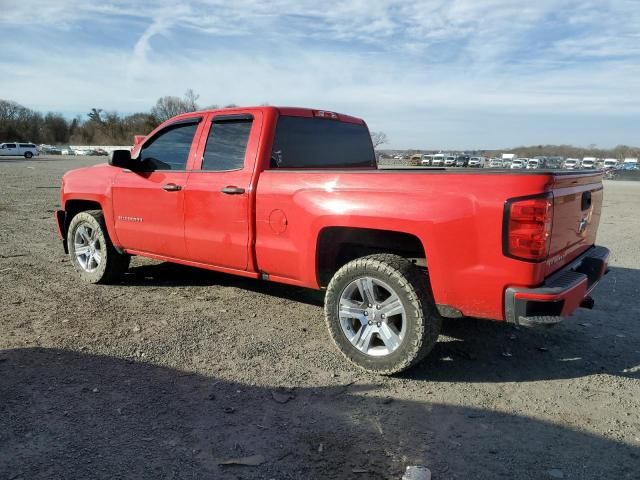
531 156 547 168
421 154 432 166
564 158 580 169
581 157 597 169
455 155 469 167
488 158 503 168
55 106 609 374
39 145 62 155
444 155 456 167
526 158 540 169
468 156 485 168
510 158 526 169
501 153 516 165
0 142 39 158
431 154 445 166
409 154 422 166
545 156 564 169
603 159 618 170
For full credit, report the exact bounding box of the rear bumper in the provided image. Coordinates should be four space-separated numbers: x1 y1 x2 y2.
505 245 609 326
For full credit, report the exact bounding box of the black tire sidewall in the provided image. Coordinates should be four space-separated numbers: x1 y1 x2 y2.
325 258 427 373
67 212 110 283
24 152 33 158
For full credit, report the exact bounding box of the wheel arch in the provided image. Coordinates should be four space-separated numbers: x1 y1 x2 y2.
62 199 122 253
316 226 427 288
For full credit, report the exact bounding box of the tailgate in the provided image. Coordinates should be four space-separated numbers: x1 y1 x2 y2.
546 172 603 276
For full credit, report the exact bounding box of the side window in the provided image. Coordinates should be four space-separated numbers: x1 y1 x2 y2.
6 144 17 149
139 121 198 171
202 119 252 171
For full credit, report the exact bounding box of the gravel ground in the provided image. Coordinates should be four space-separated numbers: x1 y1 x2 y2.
1 156 639 479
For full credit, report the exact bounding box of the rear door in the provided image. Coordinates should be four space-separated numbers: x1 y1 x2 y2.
183 111 261 270
111 117 203 258
546 173 603 275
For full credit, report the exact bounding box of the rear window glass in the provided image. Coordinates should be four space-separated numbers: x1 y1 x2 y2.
271 116 375 169
202 119 252 171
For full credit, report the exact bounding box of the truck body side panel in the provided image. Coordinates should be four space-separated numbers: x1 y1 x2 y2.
254 170 560 321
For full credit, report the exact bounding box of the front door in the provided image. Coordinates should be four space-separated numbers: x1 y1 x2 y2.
184 113 259 270
111 119 201 259
0 143 19 156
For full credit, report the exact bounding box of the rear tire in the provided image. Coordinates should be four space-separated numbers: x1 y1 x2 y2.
324 254 441 375
67 210 130 284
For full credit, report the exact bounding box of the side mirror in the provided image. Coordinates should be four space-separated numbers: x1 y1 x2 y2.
109 149 134 169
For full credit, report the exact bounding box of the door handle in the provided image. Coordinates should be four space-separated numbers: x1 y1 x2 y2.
162 183 182 192
221 186 245 195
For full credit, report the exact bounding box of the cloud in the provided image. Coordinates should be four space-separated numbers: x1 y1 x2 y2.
0 0 638 148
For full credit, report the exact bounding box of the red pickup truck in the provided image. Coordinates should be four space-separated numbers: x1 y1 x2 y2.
55 106 609 374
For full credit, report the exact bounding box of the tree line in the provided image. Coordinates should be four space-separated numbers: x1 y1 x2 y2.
0 90 234 146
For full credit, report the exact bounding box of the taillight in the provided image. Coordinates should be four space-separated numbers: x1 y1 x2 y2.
503 193 554 261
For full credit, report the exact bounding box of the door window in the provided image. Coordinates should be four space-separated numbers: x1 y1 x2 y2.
5 144 16 149
139 121 198 171
202 119 253 171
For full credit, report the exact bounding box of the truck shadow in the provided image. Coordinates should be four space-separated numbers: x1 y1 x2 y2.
406 266 640 382
124 262 639 384
1 347 637 480
123 261 326 307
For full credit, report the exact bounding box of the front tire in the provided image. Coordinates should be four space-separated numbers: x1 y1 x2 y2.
24 151 33 159
324 254 441 375
67 210 130 284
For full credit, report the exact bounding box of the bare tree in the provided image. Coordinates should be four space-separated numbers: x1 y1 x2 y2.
183 88 200 111
151 96 187 123
151 90 201 123
370 131 388 149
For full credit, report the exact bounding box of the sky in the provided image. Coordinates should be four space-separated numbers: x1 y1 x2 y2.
0 0 639 149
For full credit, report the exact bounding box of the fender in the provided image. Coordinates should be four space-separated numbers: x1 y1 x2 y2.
60 163 122 248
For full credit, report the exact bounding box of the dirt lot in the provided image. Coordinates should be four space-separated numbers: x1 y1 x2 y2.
1 156 639 479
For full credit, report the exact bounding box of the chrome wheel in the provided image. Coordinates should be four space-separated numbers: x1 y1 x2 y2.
338 276 406 357
73 222 103 272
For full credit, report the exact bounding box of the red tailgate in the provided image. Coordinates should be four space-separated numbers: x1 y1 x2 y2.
545 173 603 276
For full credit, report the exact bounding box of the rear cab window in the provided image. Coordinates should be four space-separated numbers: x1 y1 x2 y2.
202 116 253 171
270 115 375 169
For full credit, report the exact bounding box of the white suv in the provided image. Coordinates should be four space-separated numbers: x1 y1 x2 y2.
0 142 39 158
